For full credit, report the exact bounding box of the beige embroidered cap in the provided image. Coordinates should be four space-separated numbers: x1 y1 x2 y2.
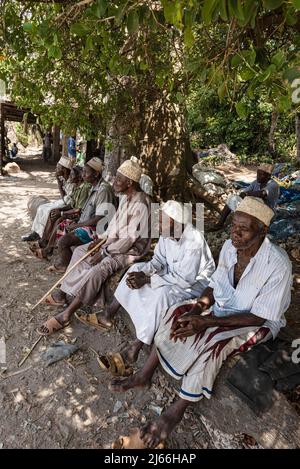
58 156 74 170
117 156 142 183
86 157 103 172
235 196 274 226
257 163 274 175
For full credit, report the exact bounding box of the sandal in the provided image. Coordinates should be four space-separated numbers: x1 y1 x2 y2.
112 428 165 449
74 311 114 331
42 294 66 307
97 352 133 377
37 317 70 337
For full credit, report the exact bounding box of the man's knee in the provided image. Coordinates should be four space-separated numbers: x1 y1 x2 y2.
58 233 79 249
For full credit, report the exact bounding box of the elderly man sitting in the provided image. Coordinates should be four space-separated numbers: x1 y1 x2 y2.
110 197 292 448
37 157 152 335
213 163 280 230
86 200 215 368
49 157 115 272
22 156 74 242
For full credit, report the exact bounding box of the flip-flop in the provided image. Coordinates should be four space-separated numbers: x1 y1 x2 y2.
74 311 114 331
37 317 70 337
47 265 66 273
42 294 66 307
96 352 133 377
112 428 165 449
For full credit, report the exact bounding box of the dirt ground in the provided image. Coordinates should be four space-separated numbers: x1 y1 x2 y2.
0 151 299 449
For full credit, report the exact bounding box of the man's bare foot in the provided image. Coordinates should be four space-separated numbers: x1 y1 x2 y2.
109 371 151 392
121 341 143 364
140 403 187 448
37 311 69 335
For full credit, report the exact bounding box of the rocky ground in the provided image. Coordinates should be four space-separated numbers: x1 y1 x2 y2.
0 150 299 449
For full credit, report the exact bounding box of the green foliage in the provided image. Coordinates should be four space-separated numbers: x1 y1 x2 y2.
0 0 299 160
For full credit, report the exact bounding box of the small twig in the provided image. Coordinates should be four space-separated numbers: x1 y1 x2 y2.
0 366 32 380
18 336 43 367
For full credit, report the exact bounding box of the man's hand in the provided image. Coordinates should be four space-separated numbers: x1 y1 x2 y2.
88 239 103 252
169 303 207 342
89 250 104 266
126 272 150 289
50 209 61 220
66 222 79 233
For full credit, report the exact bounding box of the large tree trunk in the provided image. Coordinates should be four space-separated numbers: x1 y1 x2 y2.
52 125 60 163
296 113 300 163
268 107 278 157
137 90 192 200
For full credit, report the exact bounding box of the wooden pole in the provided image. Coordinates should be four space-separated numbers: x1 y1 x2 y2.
31 239 106 311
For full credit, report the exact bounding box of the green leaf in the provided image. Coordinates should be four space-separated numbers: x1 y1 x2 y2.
70 23 90 37
202 0 218 24
175 91 185 103
219 0 228 21
278 95 292 112
218 82 227 100
127 10 139 34
235 101 248 118
84 36 94 54
271 50 285 68
292 0 300 9
263 0 285 10
286 7 298 25
228 0 245 22
239 67 255 81
96 0 108 17
23 23 33 32
184 27 194 48
48 45 62 60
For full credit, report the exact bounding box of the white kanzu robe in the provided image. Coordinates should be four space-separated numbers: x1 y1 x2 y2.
114 224 215 345
31 180 73 237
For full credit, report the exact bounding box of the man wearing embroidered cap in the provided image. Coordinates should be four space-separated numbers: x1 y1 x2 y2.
38 157 152 336
110 196 292 448
22 157 74 242
91 200 215 367
213 162 280 230
49 156 115 271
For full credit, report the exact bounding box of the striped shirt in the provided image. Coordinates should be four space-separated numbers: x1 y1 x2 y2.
208 238 292 338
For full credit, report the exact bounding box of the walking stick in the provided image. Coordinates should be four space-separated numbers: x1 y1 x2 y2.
31 238 107 311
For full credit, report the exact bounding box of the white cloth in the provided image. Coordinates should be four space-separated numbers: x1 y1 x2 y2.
31 179 73 237
31 199 66 237
208 237 292 338
114 224 215 345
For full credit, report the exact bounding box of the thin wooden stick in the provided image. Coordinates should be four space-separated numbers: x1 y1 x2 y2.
31 238 106 311
18 336 43 367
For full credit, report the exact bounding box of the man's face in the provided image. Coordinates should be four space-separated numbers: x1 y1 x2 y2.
158 211 174 238
69 169 81 184
257 169 270 184
82 165 96 183
231 212 264 250
56 164 64 177
113 172 131 194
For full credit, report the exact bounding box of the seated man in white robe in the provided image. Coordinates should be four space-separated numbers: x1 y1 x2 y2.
22 156 74 241
84 200 215 366
110 197 292 448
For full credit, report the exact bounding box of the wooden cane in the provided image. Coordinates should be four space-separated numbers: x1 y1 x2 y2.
31 238 107 311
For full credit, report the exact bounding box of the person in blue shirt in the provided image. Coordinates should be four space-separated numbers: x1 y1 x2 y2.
68 135 76 163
